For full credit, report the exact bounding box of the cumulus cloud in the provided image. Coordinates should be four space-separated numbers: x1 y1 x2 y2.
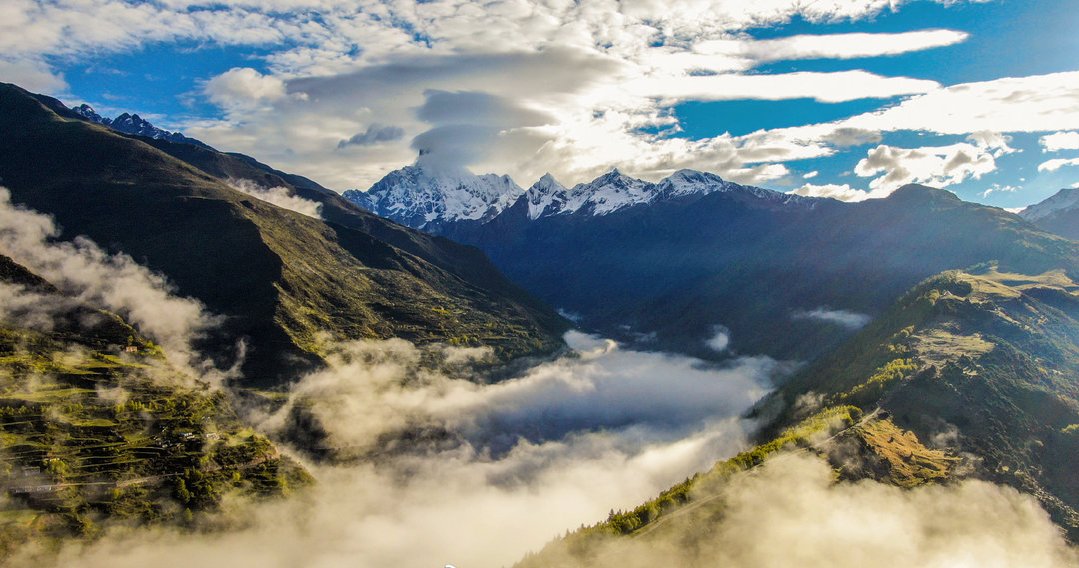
1041 131 1079 152
820 127 884 148
227 178 323 219
203 67 288 109
27 332 778 568
792 307 872 329
791 182 870 202
1038 157 1079 172
531 453 1079 568
853 133 1016 194
169 7 976 188
0 56 67 92
337 124 405 148
0 187 220 373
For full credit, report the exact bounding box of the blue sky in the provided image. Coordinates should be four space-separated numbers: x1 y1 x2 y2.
2 0 1078 207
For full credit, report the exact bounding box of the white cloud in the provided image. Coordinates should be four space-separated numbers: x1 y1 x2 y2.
846 71 1079 135
0 0 1000 190
980 183 1020 199
203 67 288 109
803 170 819 179
791 183 870 202
0 188 221 375
30 332 778 568
1038 157 1079 172
1040 131 1079 152
227 178 323 219
853 133 1016 194
705 325 731 352
792 307 872 329
625 70 939 104
0 56 66 92
530 453 1079 568
734 29 969 62
0 1 1040 191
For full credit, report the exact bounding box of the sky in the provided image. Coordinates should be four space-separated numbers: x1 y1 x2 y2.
2 0 1079 208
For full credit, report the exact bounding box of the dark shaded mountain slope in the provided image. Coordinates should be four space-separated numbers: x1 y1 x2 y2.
444 183 1078 361
0 83 566 385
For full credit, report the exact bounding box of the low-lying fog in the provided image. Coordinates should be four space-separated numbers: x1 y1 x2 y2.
43 333 781 568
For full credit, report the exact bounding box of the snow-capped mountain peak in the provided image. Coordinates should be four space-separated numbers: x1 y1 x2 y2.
526 173 569 220
562 169 655 216
70 103 209 148
73 103 106 123
345 163 812 229
343 163 524 228
657 169 732 196
1019 187 1079 221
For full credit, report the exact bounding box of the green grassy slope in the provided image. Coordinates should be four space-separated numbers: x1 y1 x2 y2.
0 255 311 558
0 83 566 385
764 266 1079 529
518 266 1079 565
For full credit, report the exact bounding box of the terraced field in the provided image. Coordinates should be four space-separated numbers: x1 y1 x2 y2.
0 258 309 557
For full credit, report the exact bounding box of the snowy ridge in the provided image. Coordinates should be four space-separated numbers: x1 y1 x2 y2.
346 164 811 228
521 168 809 219
526 173 569 220
71 104 209 148
1019 187 1079 221
343 163 524 228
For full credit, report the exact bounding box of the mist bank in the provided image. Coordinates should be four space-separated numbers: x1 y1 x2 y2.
13 332 781 568
524 453 1079 568
0 187 225 378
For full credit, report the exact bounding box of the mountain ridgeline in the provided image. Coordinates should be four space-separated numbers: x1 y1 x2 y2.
348 163 1079 362
1021 187 1079 241
0 83 568 385
70 103 211 149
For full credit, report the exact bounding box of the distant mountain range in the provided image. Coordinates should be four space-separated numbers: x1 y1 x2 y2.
344 163 810 228
0 83 567 384
348 162 1079 362
1021 187 1079 240
71 103 211 148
